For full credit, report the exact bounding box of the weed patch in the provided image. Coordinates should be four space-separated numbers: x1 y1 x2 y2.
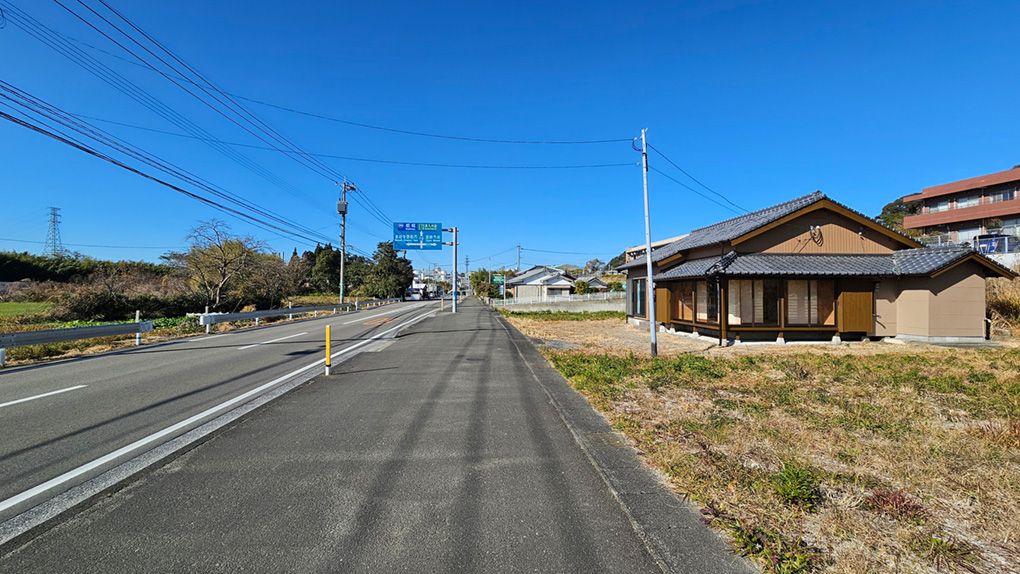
772 462 821 510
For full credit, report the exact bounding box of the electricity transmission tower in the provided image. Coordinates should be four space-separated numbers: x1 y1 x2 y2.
44 207 65 257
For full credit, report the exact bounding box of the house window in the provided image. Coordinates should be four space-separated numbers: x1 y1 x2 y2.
786 280 835 326
727 279 780 326
631 278 646 317
929 200 950 213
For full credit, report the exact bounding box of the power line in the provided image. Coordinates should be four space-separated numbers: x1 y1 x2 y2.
649 166 744 216
67 0 402 232
55 19 630 146
0 89 335 247
0 84 338 245
74 115 634 169
521 247 619 256
232 97 634 145
647 143 746 213
0 236 181 249
0 2 318 209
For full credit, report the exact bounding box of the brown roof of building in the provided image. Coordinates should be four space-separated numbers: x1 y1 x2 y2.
905 167 1020 202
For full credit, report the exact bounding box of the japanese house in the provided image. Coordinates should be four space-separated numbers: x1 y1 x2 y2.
506 265 576 300
619 192 1016 343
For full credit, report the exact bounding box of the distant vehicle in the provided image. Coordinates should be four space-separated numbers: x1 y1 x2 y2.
405 287 424 301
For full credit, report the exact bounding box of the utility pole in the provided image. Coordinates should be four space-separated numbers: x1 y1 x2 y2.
641 128 657 357
337 179 353 304
488 257 491 287
517 244 521 271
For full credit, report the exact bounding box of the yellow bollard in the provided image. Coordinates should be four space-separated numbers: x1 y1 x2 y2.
325 325 332 376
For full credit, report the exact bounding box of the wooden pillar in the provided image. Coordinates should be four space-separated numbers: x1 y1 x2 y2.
719 279 727 346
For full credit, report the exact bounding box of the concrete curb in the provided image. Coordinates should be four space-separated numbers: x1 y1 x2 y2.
493 309 758 574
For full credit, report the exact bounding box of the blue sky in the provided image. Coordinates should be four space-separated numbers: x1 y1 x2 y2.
1 1 1018 272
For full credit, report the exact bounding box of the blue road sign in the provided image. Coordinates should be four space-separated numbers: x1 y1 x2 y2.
393 222 443 250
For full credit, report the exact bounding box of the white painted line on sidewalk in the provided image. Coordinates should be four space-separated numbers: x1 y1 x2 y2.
0 385 88 409
237 332 306 350
0 306 438 516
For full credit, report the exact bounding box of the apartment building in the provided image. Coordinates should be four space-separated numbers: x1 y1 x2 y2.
902 167 1020 247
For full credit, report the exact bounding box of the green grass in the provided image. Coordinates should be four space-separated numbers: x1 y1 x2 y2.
497 309 625 321
0 301 52 317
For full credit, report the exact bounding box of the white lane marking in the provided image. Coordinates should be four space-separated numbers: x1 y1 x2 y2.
237 332 306 350
0 385 88 409
343 308 403 325
0 306 438 515
196 334 230 341
341 302 426 325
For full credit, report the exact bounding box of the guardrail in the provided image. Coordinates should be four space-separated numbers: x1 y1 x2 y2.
0 321 153 367
197 298 401 332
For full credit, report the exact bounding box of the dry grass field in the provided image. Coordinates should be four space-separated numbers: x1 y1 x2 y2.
503 311 1020 574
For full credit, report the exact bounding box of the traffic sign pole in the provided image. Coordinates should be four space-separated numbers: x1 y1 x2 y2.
443 227 458 313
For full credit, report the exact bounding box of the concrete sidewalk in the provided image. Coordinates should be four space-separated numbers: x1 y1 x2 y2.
0 299 753 573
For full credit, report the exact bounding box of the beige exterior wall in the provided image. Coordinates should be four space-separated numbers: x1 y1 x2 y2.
737 210 902 255
894 263 987 339
874 280 898 337
926 265 987 338
895 277 931 337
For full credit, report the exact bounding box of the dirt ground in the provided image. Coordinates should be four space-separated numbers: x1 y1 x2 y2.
508 317 1020 358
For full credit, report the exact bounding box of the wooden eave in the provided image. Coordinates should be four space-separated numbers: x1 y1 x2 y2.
730 199 923 249
657 252 685 270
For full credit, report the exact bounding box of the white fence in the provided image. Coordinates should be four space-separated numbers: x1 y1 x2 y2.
491 291 626 307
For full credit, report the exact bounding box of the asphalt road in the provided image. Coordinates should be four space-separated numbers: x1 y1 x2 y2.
0 300 437 522
0 298 754 573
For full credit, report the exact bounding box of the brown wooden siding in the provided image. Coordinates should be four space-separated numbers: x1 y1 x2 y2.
737 210 901 254
687 244 730 261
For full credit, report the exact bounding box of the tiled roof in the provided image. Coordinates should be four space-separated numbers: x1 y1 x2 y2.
891 245 978 275
653 245 993 280
653 257 723 280
619 191 827 270
722 253 896 276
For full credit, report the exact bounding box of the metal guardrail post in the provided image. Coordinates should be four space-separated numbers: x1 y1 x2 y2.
0 348 5 368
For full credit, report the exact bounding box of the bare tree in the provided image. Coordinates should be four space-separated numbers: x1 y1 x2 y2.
166 220 264 309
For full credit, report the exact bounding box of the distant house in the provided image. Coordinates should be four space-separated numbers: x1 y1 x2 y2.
619 192 1016 344
507 265 576 300
573 276 608 292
